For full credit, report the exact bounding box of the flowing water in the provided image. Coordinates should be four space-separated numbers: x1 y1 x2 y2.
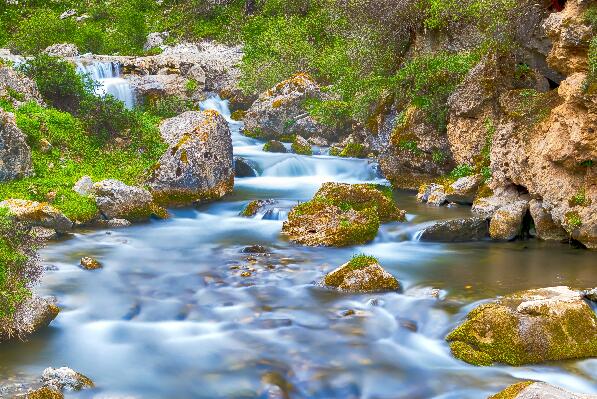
75 61 136 109
0 96 596 398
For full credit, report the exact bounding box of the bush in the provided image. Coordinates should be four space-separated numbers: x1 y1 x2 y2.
10 9 76 54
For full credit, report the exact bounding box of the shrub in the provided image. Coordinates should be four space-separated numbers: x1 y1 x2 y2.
10 9 76 54
450 164 474 179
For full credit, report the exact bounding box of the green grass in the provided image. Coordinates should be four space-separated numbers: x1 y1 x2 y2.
346 254 378 270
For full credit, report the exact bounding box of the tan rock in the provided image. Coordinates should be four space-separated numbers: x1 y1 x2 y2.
80 257 102 270
529 199 568 241
0 199 73 232
489 201 529 241
488 381 597 399
323 257 400 293
0 296 60 342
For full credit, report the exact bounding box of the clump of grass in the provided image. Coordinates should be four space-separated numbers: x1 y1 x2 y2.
347 254 378 270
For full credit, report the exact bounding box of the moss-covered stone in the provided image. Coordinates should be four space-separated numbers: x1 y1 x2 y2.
26 387 64 399
488 382 534 399
263 140 287 153
338 142 368 158
291 135 312 155
322 256 400 292
446 286 597 366
240 199 275 217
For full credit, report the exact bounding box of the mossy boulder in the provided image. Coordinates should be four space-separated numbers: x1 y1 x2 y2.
26 386 64 399
291 135 312 155
0 109 33 182
0 199 73 232
42 367 94 392
91 179 166 222
282 183 405 247
263 140 287 153
234 156 257 177
241 199 276 217
488 381 595 399
489 200 529 241
323 256 400 293
447 286 597 366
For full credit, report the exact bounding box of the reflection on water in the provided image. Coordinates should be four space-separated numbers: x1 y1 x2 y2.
0 97 595 398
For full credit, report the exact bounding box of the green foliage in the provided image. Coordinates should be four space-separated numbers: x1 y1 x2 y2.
566 211 582 228
450 164 474 179
347 254 378 270
141 96 198 119
398 139 423 156
569 189 591 207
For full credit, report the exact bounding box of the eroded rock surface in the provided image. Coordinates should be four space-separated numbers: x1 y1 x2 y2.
92 179 163 221
489 381 597 399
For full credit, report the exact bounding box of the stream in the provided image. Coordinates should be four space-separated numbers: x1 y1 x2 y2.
0 63 596 399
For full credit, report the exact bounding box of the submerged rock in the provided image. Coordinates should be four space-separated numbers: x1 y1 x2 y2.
234 156 257 177
41 367 94 392
489 201 529 241
0 110 33 182
241 199 276 217
322 256 400 293
0 296 60 343
447 286 597 366
0 199 73 232
92 179 164 221
488 381 597 399
291 135 312 155
147 110 234 206
419 217 489 242
80 257 102 270
263 140 287 153
282 183 405 247
417 183 446 206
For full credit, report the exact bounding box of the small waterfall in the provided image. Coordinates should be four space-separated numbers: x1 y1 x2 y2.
76 61 135 109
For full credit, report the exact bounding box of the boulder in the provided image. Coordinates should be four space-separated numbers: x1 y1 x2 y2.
0 110 33 182
282 183 405 247
234 156 257 177
489 201 529 241
417 183 447 206
447 286 597 366
322 257 400 293
488 381 597 399
0 296 60 342
0 64 44 107
243 73 336 140
72 176 93 196
241 199 276 217
0 199 73 232
529 199 568 241
291 135 312 155
419 217 489 242
41 367 94 392
30 226 58 241
446 175 483 205
79 257 102 270
127 74 197 102
44 43 79 58
147 110 234 205
263 140 287 153
472 184 525 218
91 179 163 221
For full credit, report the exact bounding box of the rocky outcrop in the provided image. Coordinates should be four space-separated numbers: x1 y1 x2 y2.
0 64 44 107
42 367 94 391
322 257 400 293
489 381 597 399
489 200 529 241
282 183 405 246
147 110 234 205
0 296 60 342
0 199 73 232
91 179 164 221
243 73 336 141
419 217 489 242
447 286 597 366
44 43 79 58
127 74 197 103
446 175 483 204
0 110 33 182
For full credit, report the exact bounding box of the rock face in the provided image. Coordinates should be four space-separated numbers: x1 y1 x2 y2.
0 296 60 342
42 367 94 391
489 381 597 399
447 286 597 366
0 64 44 107
127 74 196 103
419 217 489 242
282 183 405 247
243 73 336 140
147 110 234 205
323 258 400 293
0 110 33 182
92 179 162 221
489 201 529 241
0 199 72 232
529 199 568 241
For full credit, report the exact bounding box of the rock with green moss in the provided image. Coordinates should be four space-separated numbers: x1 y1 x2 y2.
322 255 400 292
241 199 276 217
147 110 234 206
42 367 94 392
489 200 529 241
26 386 64 399
417 183 446 206
447 286 597 366
263 140 287 153
446 175 482 205
338 142 369 158
291 135 312 155
282 183 405 246
0 109 33 182
488 381 597 399
0 199 73 232
0 296 60 343
92 179 166 222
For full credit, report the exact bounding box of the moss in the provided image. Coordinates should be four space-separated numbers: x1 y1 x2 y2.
565 211 582 228
329 146 342 156
569 189 591 207
346 254 378 270
26 386 64 399
291 136 313 155
476 184 493 200
230 110 246 121
263 140 287 153
241 200 262 217
488 382 534 399
339 142 368 158
449 341 493 366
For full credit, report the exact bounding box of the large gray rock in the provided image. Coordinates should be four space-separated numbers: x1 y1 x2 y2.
446 175 482 205
0 64 44 107
243 73 336 140
147 110 234 205
419 217 489 242
489 382 597 399
42 367 94 392
91 179 160 221
0 110 33 181
489 200 529 241
0 296 60 342
127 74 197 102
0 199 73 232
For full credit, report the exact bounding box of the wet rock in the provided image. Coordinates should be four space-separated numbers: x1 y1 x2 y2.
472 185 524 218
282 183 405 247
92 179 163 221
263 140 287 153
95 218 132 228
241 199 276 217
0 64 44 107
0 110 33 182
80 257 102 270
583 288 597 302
26 386 64 399
241 245 269 254
291 135 312 155
41 367 94 391
234 156 257 177
529 199 568 241
0 296 60 342
243 73 336 140
488 381 597 399
147 110 234 206
489 200 529 241
0 199 73 232
419 217 489 242
446 175 483 205
446 286 597 366
44 43 79 58
417 183 446 206
72 176 93 196
322 256 400 293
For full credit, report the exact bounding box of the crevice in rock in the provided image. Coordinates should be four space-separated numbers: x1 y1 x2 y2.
546 77 560 90
521 210 534 239
549 0 567 12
